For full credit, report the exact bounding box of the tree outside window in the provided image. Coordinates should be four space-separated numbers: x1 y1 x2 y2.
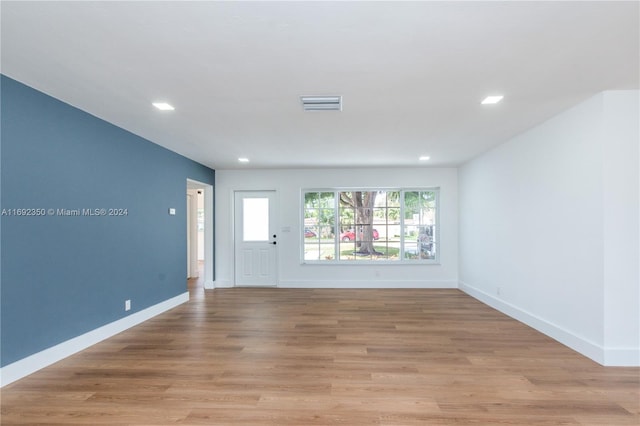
303 189 438 263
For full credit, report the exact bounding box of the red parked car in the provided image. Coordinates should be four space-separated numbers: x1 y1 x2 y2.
340 228 379 241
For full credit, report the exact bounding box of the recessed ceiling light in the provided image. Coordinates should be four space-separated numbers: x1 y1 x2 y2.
300 96 342 111
238 157 250 163
152 102 175 111
481 95 504 105
419 156 430 161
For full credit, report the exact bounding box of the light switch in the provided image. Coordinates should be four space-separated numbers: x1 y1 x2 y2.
169 208 176 215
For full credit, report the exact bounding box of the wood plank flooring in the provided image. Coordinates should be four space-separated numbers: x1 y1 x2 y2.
1 286 638 425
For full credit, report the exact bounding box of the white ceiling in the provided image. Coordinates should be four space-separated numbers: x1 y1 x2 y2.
1 1 638 170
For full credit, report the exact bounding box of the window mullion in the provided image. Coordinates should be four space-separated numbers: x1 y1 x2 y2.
333 190 339 262
400 190 405 260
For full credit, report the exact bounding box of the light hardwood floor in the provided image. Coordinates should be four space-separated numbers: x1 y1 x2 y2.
1 284 638 425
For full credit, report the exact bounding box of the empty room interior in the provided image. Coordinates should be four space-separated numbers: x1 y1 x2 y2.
0 1 638 425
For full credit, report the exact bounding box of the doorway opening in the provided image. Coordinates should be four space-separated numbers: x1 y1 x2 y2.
187 179 214 290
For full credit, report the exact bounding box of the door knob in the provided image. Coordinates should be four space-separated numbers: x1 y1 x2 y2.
272 241 277 245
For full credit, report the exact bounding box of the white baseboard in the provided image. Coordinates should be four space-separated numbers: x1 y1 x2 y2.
213 280 234 288
459 281 639 367
204 279 215 289
604 347 640 367
279 279 458 289
212 279 458 289
0 292 190 387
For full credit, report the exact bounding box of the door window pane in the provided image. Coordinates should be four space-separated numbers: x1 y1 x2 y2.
243 198 269 241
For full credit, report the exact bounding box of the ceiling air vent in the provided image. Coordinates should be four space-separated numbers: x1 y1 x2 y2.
300 96 342 111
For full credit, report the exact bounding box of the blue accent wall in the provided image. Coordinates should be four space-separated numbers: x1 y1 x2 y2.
0 75 215 366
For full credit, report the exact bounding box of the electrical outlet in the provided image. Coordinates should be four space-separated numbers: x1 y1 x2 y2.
125 299 131 311
496 287 501 296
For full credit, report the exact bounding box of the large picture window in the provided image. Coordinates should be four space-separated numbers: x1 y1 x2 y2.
303 189 438 263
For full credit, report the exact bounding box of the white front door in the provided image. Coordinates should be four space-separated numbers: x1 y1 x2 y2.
234 191 278 286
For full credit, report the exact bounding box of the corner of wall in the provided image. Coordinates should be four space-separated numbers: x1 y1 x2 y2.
0 292 189 388
458 91 639 367
459 281 606 365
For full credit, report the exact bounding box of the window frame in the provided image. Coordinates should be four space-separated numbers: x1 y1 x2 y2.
301 187 440 265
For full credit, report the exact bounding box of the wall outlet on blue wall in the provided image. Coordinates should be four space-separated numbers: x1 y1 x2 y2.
125 300 131 311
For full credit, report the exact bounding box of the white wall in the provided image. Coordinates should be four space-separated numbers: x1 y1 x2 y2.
602 91 640 365
459 90 639 366
215 167 458 288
